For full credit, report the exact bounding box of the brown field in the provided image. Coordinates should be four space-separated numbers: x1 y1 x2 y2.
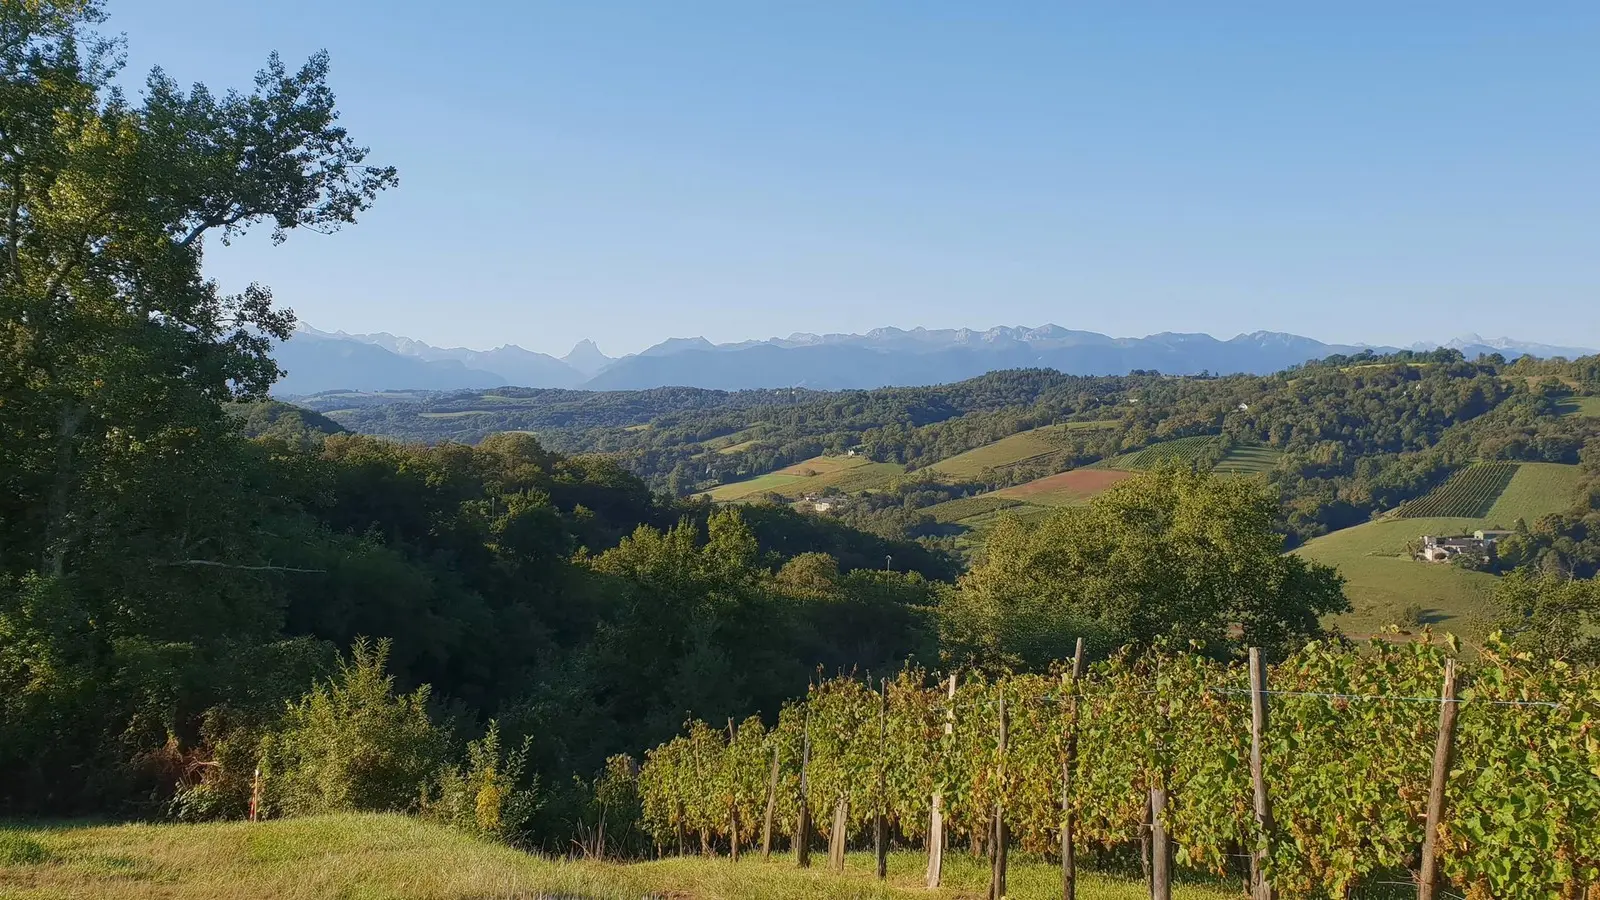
995 468 1133 506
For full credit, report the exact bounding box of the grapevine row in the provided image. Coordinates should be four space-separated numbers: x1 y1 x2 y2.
637 636 1598 899
1395 462 1519 518
1120 436 1221 471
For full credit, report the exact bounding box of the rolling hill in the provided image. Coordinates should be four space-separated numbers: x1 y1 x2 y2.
703 454 905 501
1296 462 1586 635
922 421 1112 479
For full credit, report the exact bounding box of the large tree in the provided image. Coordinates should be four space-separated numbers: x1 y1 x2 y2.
0 0 393 808
943 467 1349 669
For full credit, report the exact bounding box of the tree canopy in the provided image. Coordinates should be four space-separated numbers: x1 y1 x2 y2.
942 468 1349 669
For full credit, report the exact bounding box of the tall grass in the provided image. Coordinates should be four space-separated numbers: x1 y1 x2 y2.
0 813 1238 899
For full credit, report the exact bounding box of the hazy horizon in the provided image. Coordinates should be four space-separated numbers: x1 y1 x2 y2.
108 2 1599 357
297 318 1596 361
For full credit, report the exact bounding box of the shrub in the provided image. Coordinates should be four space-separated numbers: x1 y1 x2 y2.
258 638 447 817
1398 603 1427 628
423 721 540 842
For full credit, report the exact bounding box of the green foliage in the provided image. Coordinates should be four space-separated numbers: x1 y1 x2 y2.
640 638 1600 897
1492 569 1600 664
259 639 447 817
944 469 1348 668
423 721 539 842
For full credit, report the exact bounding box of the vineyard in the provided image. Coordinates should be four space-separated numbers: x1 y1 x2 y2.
1395 463 1519 519
924 495 1027 524
1110 436 1222 471
637 637 1598 899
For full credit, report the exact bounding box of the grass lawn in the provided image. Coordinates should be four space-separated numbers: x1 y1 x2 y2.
1481 462 1585 523
1297 517 1500 637
1556 396 1600 418
1212 444 1282 476
0 814 1236 900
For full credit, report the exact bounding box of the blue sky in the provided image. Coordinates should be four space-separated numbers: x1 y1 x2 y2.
109 2 1598 356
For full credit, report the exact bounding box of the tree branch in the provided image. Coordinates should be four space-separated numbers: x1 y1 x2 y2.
178 204 249 249
3 162 22 281
161 559 327 574
40 227 98 300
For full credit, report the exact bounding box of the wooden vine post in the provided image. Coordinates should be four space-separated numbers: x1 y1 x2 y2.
249 767 262 822
727 718 741 862
1150 786 1171 900
926 672 956 888
796 709 812 868
760 744 780 859
875 678 889 880
1149 682 1172 900
989 693 1009 900
1248 648 1276 900
1418 658 1459 900
1061 636 1085 900
828 795 849 871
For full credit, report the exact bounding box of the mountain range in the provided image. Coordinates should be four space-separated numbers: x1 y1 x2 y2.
271 325 1596 396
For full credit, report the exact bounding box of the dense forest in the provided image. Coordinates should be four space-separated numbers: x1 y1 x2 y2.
1 1 1595 867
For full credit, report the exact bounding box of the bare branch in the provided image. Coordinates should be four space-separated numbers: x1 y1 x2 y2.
161 559 327 574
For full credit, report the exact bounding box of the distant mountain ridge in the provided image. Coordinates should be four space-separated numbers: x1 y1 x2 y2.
271 323 1595 396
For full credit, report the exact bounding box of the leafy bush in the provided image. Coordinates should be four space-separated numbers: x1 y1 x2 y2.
423 721 540 842
258 639 447 817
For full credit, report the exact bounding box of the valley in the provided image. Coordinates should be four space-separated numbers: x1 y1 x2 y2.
298 350 1600 638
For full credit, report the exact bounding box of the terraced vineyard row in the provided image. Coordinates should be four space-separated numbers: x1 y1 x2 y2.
1394 462 1519 519
1113 435 1220 470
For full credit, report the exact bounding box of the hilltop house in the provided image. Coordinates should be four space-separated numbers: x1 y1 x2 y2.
1416 532 1505 563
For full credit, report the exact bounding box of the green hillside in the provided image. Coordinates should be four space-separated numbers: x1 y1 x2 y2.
1212 444 1282 475
1394 462 1520 518
1557 396 1600 418
1297 517 1501 636
1299 462 1583 635
1482 462 1588 522
1100 435 1221 471
923 421 1109 480
923 494 1026 523
704 454 904 501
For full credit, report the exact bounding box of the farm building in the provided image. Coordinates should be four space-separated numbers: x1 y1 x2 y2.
1416 533 1502 563
800 493 845 513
